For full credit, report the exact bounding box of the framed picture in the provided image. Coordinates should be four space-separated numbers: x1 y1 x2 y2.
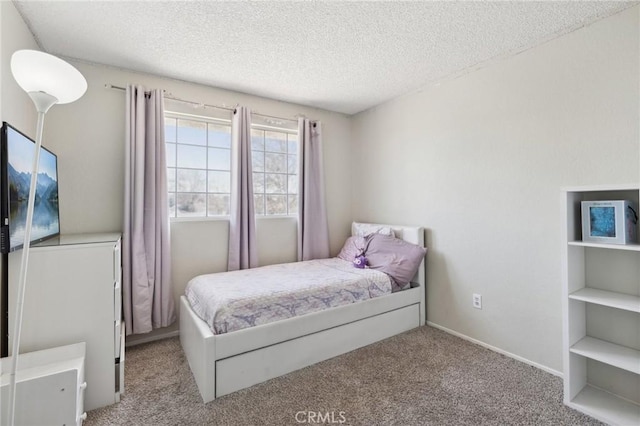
581 200 638 244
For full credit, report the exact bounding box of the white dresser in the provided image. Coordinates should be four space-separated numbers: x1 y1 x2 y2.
8 233 124 411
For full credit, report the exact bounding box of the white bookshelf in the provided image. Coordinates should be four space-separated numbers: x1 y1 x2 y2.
562 184 640 425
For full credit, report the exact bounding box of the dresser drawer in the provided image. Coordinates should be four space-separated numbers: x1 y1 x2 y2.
114 281 122 322
113 241 122 285
115 322 125 400
114 319 122 359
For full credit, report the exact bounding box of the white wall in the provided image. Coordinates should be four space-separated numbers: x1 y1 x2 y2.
41 61 353 341
351 6 639 373
1 2 38 135
0 0 40 355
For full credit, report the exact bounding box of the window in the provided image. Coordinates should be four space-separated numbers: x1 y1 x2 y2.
165 112 298 218
251 128 298 215
165 113 231 217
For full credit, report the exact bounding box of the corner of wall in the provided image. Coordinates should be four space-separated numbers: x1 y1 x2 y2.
1 0 39 136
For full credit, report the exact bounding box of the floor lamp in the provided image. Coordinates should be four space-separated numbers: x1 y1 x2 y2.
7 49 86 426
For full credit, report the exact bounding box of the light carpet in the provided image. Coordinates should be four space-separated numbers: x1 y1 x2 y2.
85 326 601 425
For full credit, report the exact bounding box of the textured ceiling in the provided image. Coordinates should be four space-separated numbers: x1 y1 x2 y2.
14 1 635 115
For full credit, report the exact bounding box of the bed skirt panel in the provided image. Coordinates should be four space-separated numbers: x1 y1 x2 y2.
216 303 420 397
215 285 423 358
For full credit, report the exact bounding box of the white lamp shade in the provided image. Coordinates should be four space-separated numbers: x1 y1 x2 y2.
11 50 87 104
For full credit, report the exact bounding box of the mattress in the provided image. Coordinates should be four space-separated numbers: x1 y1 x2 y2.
185 258 393 334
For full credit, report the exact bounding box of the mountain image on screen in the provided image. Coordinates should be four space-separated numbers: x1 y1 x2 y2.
7 129 59 250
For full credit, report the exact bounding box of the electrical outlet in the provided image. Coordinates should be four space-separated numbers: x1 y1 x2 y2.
473 293 482 309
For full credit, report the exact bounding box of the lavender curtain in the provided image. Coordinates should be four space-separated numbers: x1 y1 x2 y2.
123 85 176 335
297 118 330 261
228 106 258 270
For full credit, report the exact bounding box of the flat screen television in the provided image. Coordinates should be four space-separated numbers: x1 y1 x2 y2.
0 122 60 253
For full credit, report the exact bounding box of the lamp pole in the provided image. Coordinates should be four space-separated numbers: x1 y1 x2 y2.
7 92 58 426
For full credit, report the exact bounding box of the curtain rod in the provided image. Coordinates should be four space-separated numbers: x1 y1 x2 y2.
105 84 301 124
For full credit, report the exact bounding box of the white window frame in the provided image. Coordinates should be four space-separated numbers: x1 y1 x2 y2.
251 123 299 217
166 111 299 221
165 111 232 220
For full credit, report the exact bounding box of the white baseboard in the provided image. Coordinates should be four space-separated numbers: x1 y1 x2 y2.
125 330 180 347
426 321 563 378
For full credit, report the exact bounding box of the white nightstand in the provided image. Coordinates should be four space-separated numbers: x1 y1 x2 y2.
1 342 87 425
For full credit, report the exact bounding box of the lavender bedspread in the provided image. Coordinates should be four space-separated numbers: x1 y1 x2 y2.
185 258 392 334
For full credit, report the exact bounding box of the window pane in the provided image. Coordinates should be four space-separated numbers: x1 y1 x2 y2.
253 172 265 193
265 153 286 173
266 195 287 215
288 195 298 214
265 131 286 152
254 194 265 215
177 119 206 146
208 170 230 193
208 124 231 148
208 148 230 171
265 173 286 194
167 167 176 192
208 194 230 216
177 169 206 192
166 143 176 167
176 193 206 217
287 134 298 154
251 129 264 150
252 150 264 172
177 145 207 169
287 154 297 174
287 175 298 194
165 118 177 142
168 193 176 217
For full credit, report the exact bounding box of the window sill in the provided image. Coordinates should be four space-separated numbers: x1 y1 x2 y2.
170 216 230 223
257 215 297 220
169 215 297 223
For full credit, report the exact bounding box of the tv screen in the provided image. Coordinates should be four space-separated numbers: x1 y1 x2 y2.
1 122 60 252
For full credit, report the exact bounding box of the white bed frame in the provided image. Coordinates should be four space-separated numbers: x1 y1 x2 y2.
180 223 426 402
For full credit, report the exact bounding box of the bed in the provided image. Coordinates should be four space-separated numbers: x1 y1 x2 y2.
180 223 426 403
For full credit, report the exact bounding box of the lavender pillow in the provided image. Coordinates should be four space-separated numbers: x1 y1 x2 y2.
337 236 367 261
365 233 427 290
351 222 395 238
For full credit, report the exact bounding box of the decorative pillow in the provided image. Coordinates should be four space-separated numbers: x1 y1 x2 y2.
351 222 395 238
365 233 427 290
337 235 367 261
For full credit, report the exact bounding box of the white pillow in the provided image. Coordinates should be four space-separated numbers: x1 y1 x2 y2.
351 222 395 238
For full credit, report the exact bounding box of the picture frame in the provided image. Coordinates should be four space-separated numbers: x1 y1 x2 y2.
581 200 638 245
